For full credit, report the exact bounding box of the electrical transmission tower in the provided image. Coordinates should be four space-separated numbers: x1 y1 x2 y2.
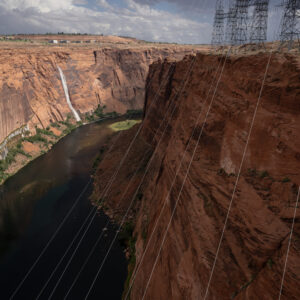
232 0 250 45
211 0 225 47
249 0 270 48
279 0 300 50
224 0 250 46
225 0 238 45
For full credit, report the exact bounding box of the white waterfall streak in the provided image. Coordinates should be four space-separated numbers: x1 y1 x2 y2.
57 66 81 122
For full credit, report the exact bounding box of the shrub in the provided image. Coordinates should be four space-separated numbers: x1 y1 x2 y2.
118 222 134 247
136 192 143 201
218 168 226 176
260 170 269 179
105 111 119 118
282 177 291 183
36 127 55 137
247 168 257 177
94 104 104 118
24 134 47 144
267 258 274 269
125 109 143 119
51 122 61 128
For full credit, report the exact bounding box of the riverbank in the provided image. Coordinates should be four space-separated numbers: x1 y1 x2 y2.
0 118 128 299
0 108 143 186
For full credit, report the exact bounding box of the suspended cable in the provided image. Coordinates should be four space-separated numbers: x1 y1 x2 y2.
41 63 176 299
123 50 226 300
83 55 200 300
203 50 273 300
278 186 300 300
141 48 231 300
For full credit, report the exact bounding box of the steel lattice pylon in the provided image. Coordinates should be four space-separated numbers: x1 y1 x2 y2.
232 0 250 45
249 0 270 47
225 0 238 45
211 0 225 46
279 0 300 50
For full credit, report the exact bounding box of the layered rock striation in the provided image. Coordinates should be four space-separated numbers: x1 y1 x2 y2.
0 45 196 145
93 52 300 299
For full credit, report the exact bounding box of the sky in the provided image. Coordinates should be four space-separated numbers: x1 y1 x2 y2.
0 0 284 44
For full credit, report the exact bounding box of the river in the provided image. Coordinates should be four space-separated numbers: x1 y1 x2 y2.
0 119 127 299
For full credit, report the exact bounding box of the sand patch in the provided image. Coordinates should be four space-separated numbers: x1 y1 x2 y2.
23 141 40 155
50 127 61 136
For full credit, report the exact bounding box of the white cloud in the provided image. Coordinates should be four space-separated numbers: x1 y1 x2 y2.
1 0 74 13
0 0 212 43
96 0 114 10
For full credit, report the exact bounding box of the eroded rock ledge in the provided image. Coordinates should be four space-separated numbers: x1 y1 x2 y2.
0 46 196 144
93 52 300 300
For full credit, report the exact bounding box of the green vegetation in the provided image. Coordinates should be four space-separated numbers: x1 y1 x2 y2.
50 122 61 128
247 168 257 177
119 222 136 300
0 38 31 43
247 168 271 179
92 146 106 173
0 120 68 184
260 170 269 179
84 105 120 123
125 109 143 119
23 134 47 144
282 177 291 183
0 142 32 183
36 127 57 137
105 111 119 118
267 258 274 269
57 116 77 135
1 105 141 185
94 104 106 118
231 274 257 299
217 168 235 177
218 168 226 176
109 120 141 132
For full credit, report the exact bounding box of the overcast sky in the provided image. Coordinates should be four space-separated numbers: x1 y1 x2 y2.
0 0 283 44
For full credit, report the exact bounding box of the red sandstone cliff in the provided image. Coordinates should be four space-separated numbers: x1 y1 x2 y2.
93 52 300 299
0 45 196 144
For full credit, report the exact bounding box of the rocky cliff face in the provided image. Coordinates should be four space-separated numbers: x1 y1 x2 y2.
0 46 194 144
93 52 300 299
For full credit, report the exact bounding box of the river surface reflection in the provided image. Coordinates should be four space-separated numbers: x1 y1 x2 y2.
0 119 127 299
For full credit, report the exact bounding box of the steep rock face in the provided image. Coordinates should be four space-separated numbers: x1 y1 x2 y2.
0 46 194 144
93 53 300 299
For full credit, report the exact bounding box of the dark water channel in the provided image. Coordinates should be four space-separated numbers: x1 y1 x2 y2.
0 119 127 299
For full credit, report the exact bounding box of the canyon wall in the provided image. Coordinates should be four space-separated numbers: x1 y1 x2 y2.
0 46 194 144
93 52 300 299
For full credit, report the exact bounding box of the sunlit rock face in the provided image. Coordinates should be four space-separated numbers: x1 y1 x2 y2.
0 45 195 144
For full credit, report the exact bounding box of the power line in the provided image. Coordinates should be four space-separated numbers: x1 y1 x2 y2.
123 51 226 300
203 50 273 299
83 56 199 300
63 63 190 299
9 121 123 299
278 186 300 300
40 63 176 299
141 48 231 300
7 55 175 298
9 178 93 300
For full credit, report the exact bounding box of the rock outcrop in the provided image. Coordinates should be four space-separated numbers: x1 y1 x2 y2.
93 52 300 299
0 45 196 144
